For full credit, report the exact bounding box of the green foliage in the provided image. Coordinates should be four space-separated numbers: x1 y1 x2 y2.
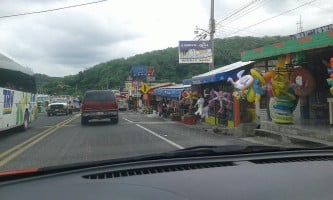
35 36 287 96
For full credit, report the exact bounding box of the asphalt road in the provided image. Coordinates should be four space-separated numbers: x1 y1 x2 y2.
0 111 252 172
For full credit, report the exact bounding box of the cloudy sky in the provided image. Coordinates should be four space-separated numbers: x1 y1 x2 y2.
0 0 332 77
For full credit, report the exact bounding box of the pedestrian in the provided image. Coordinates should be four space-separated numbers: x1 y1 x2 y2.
157 101 163 117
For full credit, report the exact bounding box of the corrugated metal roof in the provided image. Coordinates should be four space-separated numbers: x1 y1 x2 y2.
241 31 333 61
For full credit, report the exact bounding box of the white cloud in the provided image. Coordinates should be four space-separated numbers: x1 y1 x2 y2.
0 0 332 77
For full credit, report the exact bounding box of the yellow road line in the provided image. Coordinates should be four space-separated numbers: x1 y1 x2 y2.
0 115 79 167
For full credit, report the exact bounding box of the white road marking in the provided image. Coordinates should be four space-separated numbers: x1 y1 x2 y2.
122 117 184 149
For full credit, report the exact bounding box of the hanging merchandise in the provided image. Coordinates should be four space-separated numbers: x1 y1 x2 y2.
290 67 316 97
326 78 333 95
228 69 256 103
181 91 198 110
264 71 276 97
269 54 297 124
194 96 205 117
272 74 296 101
250 68 266 103
269 97 293 123
208 89 233 114
227 70 254 90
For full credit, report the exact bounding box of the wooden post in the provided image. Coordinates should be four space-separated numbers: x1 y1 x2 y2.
234 98 240 127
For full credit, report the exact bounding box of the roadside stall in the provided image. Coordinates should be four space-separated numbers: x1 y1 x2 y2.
144 82 174 113
153 84 190 120
241 24 333 125
183 61 255 127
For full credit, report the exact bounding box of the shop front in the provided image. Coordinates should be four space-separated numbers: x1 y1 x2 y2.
153 84 190 121
182 61 256 127
241 24 333 125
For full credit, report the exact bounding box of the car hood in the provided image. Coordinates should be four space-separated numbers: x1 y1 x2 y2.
48 102 67 106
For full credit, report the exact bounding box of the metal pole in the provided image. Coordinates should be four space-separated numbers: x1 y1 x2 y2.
209 0 215 71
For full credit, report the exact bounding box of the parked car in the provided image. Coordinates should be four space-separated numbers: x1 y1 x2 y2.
46 98 72 116
81 90 119 125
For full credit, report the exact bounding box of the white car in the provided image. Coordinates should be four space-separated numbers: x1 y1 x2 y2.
47 98 72 116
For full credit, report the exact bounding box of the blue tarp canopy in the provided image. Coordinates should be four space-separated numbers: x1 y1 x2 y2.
182 61 254 85
153 85 190 99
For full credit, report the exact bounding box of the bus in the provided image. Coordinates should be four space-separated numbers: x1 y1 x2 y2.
0 52 38 132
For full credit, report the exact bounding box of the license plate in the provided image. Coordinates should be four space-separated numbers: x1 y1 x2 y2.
55 109 59 111
97 112 103 115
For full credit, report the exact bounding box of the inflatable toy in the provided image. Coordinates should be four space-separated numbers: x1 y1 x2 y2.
250 69 266 85
181 91 198 110
194 97 205 117
208 89 233 114
290 67 315 97
227 70 254 90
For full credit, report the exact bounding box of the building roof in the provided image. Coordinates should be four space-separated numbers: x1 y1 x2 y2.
241 30 333 61
182 61 254 85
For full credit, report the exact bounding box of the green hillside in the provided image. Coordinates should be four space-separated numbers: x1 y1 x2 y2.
35 35 287 96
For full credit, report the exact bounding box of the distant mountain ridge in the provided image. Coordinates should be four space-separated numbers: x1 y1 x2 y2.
34 35 287 96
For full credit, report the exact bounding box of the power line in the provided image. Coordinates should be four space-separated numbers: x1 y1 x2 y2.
0 0 109 19
216 0 268 26
215 0 271 36
223 0 319 37
215 0 260 25
215 25 264 37
217 0 271 27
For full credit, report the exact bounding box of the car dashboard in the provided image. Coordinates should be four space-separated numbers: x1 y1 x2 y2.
1 150 333 200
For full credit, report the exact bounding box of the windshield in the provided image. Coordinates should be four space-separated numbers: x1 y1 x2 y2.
50 98 68 104
0 0 333 174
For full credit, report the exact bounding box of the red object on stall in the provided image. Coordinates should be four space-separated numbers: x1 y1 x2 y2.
330 57 333 68
290 67 315 97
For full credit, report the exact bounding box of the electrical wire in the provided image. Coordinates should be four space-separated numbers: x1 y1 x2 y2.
218 0 270 27
215 0 271 35
0 0 109 19
223 0 319 38
297 0 333 13
216 0 269 26
215 25 264 38
215 0 261 25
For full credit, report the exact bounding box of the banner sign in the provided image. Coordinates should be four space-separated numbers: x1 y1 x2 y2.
131 65 147 76
289 24 333 40
179 41 212 64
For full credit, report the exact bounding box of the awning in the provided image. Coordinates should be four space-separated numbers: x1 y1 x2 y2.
182 61 254 85
241 30 333 61
153 84 190 99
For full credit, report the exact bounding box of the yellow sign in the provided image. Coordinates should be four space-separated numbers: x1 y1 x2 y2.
140 83 150 94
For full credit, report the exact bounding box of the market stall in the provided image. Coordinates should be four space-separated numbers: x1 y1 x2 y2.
241 24 333 125
153 84 190 120
182 61 255 127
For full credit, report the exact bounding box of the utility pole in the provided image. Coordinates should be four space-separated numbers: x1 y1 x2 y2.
296 15 303 33
209 0 215 71
194 0 215 71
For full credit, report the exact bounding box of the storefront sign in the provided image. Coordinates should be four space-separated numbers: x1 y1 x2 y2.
178 41 212 64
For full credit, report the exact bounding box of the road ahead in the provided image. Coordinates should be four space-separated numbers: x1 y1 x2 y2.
0 111 252 172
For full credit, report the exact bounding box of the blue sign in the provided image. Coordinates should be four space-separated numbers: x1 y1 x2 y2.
3 89 14 114
131 65 147 76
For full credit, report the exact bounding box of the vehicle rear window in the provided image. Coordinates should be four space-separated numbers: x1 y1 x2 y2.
84 91 115 101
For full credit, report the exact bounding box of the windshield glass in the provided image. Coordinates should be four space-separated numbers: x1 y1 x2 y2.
50 98 68 103
0 0 333 173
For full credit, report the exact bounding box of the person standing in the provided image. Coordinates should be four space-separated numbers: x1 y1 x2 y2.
157 101 163 117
